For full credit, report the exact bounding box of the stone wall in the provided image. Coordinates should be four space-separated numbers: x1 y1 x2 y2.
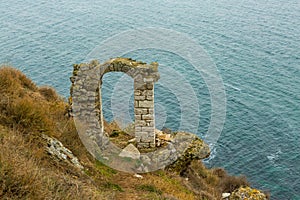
70 58 160 148
134 80 155 148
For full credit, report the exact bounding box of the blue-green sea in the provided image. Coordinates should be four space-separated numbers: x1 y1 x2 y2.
0 0 299 199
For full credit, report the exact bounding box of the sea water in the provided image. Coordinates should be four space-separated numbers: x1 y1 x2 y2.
0 0 299 199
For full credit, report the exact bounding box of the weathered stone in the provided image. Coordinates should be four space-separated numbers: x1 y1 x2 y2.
155 129 163 135
142 127 155 132
222 193 230 199
146 95 153 100
42 134 84 170
146 120 154 126
143 77 154 83
134 91 141 96
136 131 149 138
119 144 140 159
156 138 161 147
146 83 153 89
135 108 148 115
135 95 145 100
137 142 151 149
135 120 147 126
140 137 152 143
142 114 154 120
140 155 151 165
149 143 156 148
134 100 139 107
145 90 153 96
128 138 136 143
157 133 171 141
157 149 171 162
139 100 154 108
230 187 267 200
70 58 159 148
134 80 146 90
134 114 142 120
166 132 210 172
135 126 142 132
133 174 143 179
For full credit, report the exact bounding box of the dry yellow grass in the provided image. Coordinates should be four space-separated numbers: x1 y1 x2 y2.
0 66 267 200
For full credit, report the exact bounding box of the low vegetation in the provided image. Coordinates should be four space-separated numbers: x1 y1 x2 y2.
0 66 268 199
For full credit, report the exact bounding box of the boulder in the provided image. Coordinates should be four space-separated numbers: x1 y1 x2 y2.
119 144 140 159
230 187 268 200
167 132 210 172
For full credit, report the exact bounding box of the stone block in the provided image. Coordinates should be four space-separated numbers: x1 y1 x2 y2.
139 100 154 108
157 133 171 141
135 126 142 132
135 135 142 142
146 95 153 100
134 80 146 90
137 143 151 149
134 91 141 96
140 137 152 143
135 85 146 90
87 91 95 97
135 114 141 120
145 121 154 126
146 83 153 89
134 100 139 107
135 132 149 139
143 77 154 83
150 143 156 148
146 90 153 96
148 108 154 114
143 135 155 143
109 64 114 71
142 114 154 120
99 66 107 75
88 96 96 101
135 120 146 126
142 127 155 132
135 108 148 115
135 95 145 100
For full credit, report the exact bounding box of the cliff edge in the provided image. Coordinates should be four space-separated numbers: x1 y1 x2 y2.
0 65 269 200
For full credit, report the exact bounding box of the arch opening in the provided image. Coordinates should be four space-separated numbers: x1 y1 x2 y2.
92 58 160 148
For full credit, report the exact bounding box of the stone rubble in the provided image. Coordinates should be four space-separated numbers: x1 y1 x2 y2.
133 174 143 179
222 192 231 199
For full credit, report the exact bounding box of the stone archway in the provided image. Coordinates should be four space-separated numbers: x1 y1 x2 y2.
71 58 160 148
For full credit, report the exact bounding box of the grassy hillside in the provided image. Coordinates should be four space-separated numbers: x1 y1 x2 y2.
0 66 268 200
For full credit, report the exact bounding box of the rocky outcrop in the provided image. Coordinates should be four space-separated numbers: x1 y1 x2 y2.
229 187 268 200
42 134 84 170
166 132 210 172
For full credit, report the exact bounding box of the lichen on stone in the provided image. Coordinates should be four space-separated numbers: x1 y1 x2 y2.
230 186 268 200
42 134 84 170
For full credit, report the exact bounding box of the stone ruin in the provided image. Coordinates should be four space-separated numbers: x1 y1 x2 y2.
69 58 210 173
70 58 160 149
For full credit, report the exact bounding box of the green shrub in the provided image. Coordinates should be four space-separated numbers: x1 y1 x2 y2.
137 184 162 195
103 182 123 192
219 175 249 193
